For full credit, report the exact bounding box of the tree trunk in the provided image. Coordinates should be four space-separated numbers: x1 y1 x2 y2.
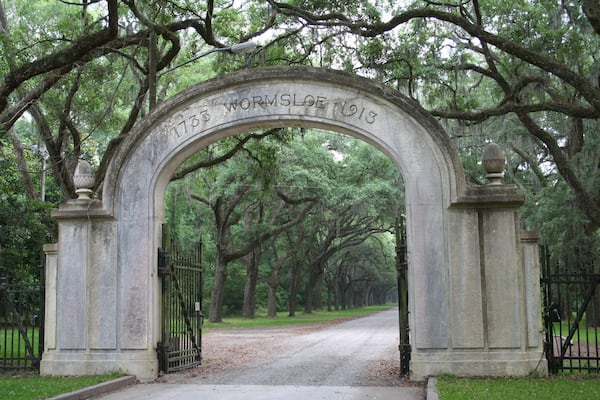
288 289 297 317
347 277 354 309
209 254 228 323
8 129 37 200
314 272 323 310
242 265 258 319
266 283 278 318
261 256 281 318
333 274 341 311
339 273 348 310
587 258 600 327
304 266 322 314
326 276 333 312
287 262 302 317
304 275 315 314
363 283 371 307
242 248 261 319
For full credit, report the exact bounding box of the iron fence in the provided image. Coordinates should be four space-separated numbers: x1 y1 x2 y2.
541 252 600 374
0 279 44 371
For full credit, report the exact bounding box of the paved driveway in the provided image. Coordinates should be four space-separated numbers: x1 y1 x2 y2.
94 309 424 400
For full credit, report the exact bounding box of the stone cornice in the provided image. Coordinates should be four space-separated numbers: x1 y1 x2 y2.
450 184 525 209
51 199 113 220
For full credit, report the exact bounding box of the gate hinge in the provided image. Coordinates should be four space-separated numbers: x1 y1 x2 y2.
158 248 170 277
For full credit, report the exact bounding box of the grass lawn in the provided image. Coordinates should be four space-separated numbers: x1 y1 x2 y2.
553 321 599 344
202 304 396 329
0 373 123 400
437 375 600 400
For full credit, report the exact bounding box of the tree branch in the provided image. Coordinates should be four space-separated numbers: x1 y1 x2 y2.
583 0 600 35
516 111 600 232
0 0 119 114
431 101 598 121
510 144 548 188
269 3 600 111
170 129 283 181
227 197 316 261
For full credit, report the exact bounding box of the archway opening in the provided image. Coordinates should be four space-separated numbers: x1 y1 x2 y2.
160 127 408 384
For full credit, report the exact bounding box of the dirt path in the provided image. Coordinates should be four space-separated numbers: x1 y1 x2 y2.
159 308 420 388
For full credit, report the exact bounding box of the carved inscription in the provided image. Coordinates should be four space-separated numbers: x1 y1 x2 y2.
222 93 378 125
153 109 210 138
335 100 378 124
223 94 327 111
151 92 378 138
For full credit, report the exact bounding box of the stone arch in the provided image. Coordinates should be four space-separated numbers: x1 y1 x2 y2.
41 66 545 380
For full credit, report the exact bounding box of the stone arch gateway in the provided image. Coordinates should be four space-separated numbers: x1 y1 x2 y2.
41 66 545 380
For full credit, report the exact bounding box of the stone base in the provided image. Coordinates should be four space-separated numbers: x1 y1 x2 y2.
410 350 548 380
40 350 158 381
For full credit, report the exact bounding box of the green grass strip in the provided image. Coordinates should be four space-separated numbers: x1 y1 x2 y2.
0 373 123 400
203 305 395 329
437 375 600 400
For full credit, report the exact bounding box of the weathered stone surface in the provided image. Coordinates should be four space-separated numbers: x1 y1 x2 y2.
42 66 545 381
481 209 522 349
88 221 117 350
522 231 544 348
56 221 87 350
42 244 58 351
448 209 484 349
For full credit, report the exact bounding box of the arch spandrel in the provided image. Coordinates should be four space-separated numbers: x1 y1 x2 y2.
103 66 467 213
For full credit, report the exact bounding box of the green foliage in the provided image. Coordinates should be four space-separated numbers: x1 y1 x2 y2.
0 144 56 283
521 180 599 266
165 129 402 317
5 0 598 326
221 263 246 315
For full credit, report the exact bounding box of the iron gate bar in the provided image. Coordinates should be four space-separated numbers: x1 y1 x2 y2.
544 273 600 362
170 255 201 365
157 225 202 374
395 215 410 375
554 274 598 361
542 249 600 374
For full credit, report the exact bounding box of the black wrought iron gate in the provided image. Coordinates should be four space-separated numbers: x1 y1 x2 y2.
157 226 203 374
541 251 600 374
396 215 410 375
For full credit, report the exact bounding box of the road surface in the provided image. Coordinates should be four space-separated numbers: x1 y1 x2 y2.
190 307 402 386
94 308 424 399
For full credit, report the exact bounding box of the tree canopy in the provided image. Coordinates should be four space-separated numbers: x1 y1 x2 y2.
166 129 403 320
2 0 600 313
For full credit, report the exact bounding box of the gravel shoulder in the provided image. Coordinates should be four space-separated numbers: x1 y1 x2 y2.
158 309 421 388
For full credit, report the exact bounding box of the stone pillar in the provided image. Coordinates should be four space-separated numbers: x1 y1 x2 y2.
410 143 547 379
40 161 158 379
